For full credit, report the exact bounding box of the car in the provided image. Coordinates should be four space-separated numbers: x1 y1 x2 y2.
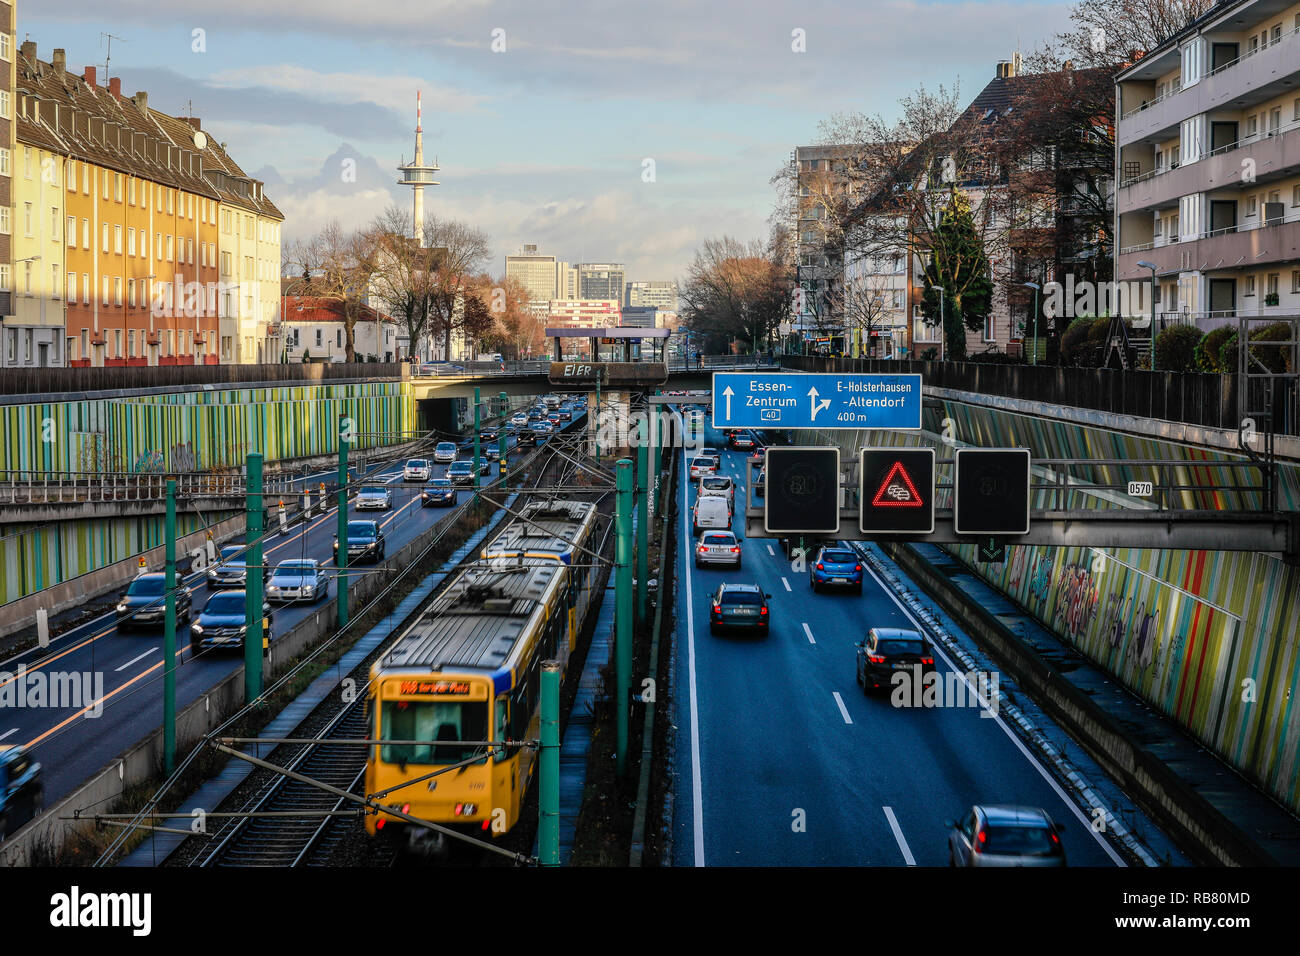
355 485 392 511
473 457 492 475
189 590 273 656
405 458 433 480
447 460 476 485
116 572 192 630
558 407 573 421
0 745 42 838
206 544 268 589
695 530 742 569
432 443 458 465
527 409 544 422
754 465 766 498
481 427 499 442
698 475 735 510
532 421 553 437
334 520 386 564
730 432 756 451
855 627 935 693
689 457 717 480
692 495 731 535
546 412 561 426
267 559 330 604
420 476 457 506
485 444 501 461
810 546 863 593
708 583 770 635
510 412 529 427
946 805 1067 867
542 393 561 409
517 428 538 447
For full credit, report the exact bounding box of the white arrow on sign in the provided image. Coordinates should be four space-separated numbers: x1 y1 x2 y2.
722 386 734 420
808 386 831 423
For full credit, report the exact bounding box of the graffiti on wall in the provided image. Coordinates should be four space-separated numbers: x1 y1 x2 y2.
131 442 197 474
1053 564 1100 640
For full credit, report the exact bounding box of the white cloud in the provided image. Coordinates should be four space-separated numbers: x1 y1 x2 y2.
208 65 492 115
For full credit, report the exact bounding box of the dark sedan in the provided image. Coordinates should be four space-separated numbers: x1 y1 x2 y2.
116 572 192 630
206 544 268 589
0 746 42 838
708 583 771 635
190 590 273 656
333 520 386 564
420 477 457 507
855 627 935 693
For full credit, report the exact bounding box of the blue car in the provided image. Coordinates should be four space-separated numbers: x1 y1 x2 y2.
420 477 457 507
189 590 273 656
809 546 864 594
0 745 42 838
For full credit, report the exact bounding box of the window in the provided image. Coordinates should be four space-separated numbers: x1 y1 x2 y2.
102 222 109 252
82 273 89 304
1247 196 1258 216
51 207 59 240
1246 275 1256 296
128 330 135 356
102 171 109 200
200 243 206 267
0 147 8 176
83 165 89 195
0 264 8 291
1267 274 1279 296
21 260 31 294
315 329 323 348
156 232 162 259
187 238 193 264
0 206 9 235
114 277 122 306
23 146 31 177
167 235 174 261
82 219 89 249
0 90 10 120
66 272 75 301
66 160 75 192
102 276 109 305
51 264 59 298
66 215 74 245
0 32 10 60
80 330 88 361
1246 114 1258 136
128 278 135 307
336 330 343 348
114 330 122 359
128 227 136 257
23 202 32 236
167 190 174 215
114 173 122 202
1294 98 1300 122
114 224 122 254
128 177 135 205
1292 270 1300 294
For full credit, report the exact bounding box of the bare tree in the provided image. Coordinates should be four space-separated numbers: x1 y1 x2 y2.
1056 0 1214 66
843 269 900 357
680 236 788 353
423 217 491 359
365 206 443 362
283 220 376 362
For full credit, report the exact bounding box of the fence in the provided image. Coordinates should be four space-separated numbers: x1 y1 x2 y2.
0 361 409 399
0 470 298 506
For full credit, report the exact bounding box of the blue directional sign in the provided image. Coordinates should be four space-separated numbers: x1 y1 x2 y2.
711 372 922 430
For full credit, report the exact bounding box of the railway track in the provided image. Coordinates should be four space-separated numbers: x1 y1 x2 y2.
177 423 606 867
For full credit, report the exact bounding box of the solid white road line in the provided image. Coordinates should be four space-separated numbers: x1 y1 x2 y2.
681 419 706 867
781 577 792 591
861 562 1126 867
0 728 16 741
832 691 853 724
802 622 816 644
883 806 916 865
115 647 160 672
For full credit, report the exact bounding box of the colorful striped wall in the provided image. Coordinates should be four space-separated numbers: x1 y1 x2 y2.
0 381 415 475
0 381 415 607
798 403 1300 813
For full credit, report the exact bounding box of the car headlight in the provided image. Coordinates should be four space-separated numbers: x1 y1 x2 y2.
239 625 248 635
116 603 128 613
191 623 203 634
267 585 279 593
303 585 316 595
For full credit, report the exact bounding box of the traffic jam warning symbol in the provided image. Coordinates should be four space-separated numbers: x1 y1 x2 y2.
872 461 923 508
859 448 935 535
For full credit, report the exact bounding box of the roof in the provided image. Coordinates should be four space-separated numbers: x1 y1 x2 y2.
281 296 396 324
16 45 281 220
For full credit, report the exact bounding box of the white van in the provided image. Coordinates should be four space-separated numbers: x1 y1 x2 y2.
692 495 731 535
698 475 735 509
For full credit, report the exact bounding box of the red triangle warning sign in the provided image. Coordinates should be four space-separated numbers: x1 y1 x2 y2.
872 461 923 508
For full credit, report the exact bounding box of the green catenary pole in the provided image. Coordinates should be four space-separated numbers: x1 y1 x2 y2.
615 458 633 777
594 377 603 460
649 394 661 519
245 454 264 702
164 478 177 774
498 391 509 482
337 414 350 629
539 659 561 866
635 420 648 628
473 386 482 503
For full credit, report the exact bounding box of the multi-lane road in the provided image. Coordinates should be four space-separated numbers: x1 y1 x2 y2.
0 423 543 805
670 415 1169 866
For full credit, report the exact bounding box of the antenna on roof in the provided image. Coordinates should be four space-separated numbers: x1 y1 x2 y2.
101 32 125 82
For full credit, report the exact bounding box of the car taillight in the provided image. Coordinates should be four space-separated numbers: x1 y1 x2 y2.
1050 831 1060 845
711 603 720 614
920 657 934 665
376 818 386 830
816 562 824 571
730 547 740 553
974 829 986 852
759 605 768 615
698 545 707 553
854 564 862 571
868 654 886 664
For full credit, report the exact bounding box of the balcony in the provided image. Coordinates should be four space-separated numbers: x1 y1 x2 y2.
1118 207 1300 276
1118 22 1300 146
1118 119 1300 214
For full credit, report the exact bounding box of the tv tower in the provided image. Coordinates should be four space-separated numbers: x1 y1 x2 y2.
397 91 440 247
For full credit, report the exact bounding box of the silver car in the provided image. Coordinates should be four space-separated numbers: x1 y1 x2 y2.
694 530 741 569
266 559 330 604
946 805 1067 867
355 485 392 510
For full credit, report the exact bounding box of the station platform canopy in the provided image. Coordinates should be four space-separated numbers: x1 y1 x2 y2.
547 326 671 363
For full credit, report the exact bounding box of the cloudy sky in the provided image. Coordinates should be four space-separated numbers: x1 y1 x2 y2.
26 0 1075 286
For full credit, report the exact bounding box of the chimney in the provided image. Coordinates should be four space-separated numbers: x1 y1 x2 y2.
109 77 122 98
19 40 34 62
184 116 201 130
84 66 97 88
52 48 66 75
131 90 149 115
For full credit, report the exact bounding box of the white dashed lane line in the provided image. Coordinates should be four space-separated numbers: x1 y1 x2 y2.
832 691 853 724
883 806 917 865
115 647 160 672
0 728 16 741
781 577 792 591
766 544 774 556
802 622 816 644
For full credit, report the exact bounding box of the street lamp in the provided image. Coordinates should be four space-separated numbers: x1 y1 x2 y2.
1137 260 1159 371
1023 281 1040 366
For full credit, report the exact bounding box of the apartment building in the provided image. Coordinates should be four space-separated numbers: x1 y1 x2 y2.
0 2 14 358
843 242 913 357
625 280 678 309
1115 0 1300 328
577 263 625 301
505 244 558 304
281 295 396 363
547 298 620 328
792 144 854 346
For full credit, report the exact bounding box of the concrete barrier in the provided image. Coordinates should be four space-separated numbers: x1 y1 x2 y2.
881 540 1277 866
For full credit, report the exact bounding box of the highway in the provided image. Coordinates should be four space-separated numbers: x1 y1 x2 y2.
0 420 548 805
670 416 1144 866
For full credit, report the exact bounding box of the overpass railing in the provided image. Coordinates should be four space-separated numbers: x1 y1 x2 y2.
0 470 298 505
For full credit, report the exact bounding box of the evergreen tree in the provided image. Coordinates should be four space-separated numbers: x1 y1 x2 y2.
918 190 992 360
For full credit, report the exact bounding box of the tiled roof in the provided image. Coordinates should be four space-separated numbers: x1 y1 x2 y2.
281 295 394 324
15 46 281 220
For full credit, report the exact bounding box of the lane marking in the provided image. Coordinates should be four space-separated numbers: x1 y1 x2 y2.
0 729 16 741
860 561 1126 867
832 691 853 724
883 806 916 866
781 577 792 592
681 415 705 867
802 622 816 644
766 544 774 556
115 647 159 672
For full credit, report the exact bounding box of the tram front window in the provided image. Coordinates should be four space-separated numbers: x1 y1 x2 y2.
381 700 488 765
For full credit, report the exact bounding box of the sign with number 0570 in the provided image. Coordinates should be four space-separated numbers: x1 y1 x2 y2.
1127 481 1154 497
